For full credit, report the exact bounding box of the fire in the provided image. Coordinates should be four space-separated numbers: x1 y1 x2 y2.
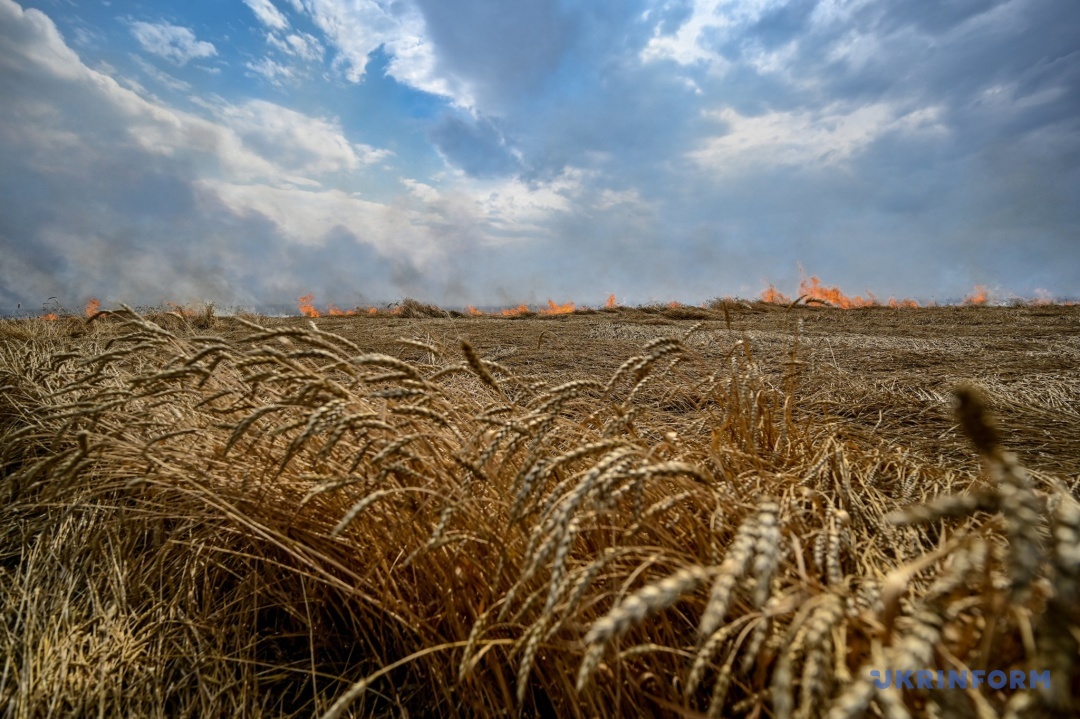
298 293 320 318
41 313 59 321
799 277 875 309
326 304 363 316
539 299 575 315
887 297 919 308
293 296 366 316
762 276 919 308
755 274 1066 308
85 298 101 317
668 300 680 309
963 285 989 305
605 294 617 309
166 302 197 318
501 304 530 316
761 285 791 304
466 306 485 316
368 307 378 315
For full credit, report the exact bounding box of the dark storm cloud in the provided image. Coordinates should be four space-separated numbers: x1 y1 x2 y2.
875 0 1007 35
810 0 1080 112
412 0 575 110
634 0 1078 296
747 0 819 48
428 113 521 178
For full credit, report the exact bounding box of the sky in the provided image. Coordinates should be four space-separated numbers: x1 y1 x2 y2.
1 0 1078 312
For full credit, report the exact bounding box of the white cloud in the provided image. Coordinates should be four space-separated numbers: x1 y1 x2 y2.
132 54 191 92
594 188 645 211
298 0 406 82
245 57 294 84
402 179 441 203
640 0 836 78
383 29 474 106
1 9 277 183
691 102 947 172
204 180 439 259
216 99 393 176
642 0 733 70
809 0 875 28
976 80 1068 113
741 38 800 76
0 0 422 304
473 175 576 230
130 21 216 65
71 25 101 48
267 31 324 62
392 169 594 248
3 2 390 187
242 0 290 31
421 169 587 241
642 0 795 72
295 0 475 107
0 0 87 80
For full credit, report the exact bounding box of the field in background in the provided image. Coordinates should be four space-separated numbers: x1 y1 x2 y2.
1 303 1078 717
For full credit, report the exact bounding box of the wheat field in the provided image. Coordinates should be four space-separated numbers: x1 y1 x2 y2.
1 301 1077 718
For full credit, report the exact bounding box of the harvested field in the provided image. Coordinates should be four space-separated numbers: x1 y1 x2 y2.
1 303 1078 717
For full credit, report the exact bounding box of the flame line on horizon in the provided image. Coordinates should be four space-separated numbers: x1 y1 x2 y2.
283 288 1076 319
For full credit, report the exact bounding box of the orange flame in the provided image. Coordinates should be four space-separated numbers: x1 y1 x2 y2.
762 276 922 308
799 277 876 309
326 303 363 316
466 306 485 316
887 297 919 308
963 285 989 305
41 313 59 321
85 298 101 317
1030 289 1053 306
605 294 617 309
298 293 320 318
501 304 530 316
668 300 680 309
761 285 791 304
539 299 575 315
166 301 197 318
368 307 378 315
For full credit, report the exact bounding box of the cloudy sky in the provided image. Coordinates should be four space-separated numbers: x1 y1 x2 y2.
1 0 1077 312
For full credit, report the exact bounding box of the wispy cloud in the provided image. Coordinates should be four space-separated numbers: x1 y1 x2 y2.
692 102 947 172
129 20 216 65
266 31 324 62
215 100 393 176
131 54 191 92
296 0 475 106
244 57 294 85
242 0 290 31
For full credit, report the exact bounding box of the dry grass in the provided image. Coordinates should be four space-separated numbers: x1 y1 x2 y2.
1 303 1078 717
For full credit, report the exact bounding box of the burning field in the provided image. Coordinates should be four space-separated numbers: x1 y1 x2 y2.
1 299 1078 718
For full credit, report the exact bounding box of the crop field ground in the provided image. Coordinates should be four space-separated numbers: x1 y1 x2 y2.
1 301 1078 718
